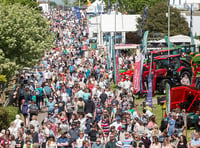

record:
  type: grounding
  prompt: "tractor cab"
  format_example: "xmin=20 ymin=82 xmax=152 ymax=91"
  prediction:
xmin=152 ymin=54 xmax=192 ymax=93
xmin=154 ymin=54 xmax=181 ymax=75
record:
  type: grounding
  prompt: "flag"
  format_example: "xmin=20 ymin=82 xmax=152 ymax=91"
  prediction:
xmin=133 ymin=54 xmax=141 ymax=94
xmin=184 ymin=3 xmax=190 ymax=10
xmin=146 ymin=72 xmax=153 ymax=107
xmin=164 ymin=111 xmax=167 ymax=118
xmin=146 ymin=52 xmax=153 ymax=108
xmin=164 ymin=36 xmax=173 ymax=48
xmin=116 ymin=50 xmax=120 ymax=84
xmin=142 ymin=31 xmax=149 ymax=56
xmin=190 ymin=4 xmax=195 ymax=45
xmin=139 ymin=31 xmax=149 ymax=94
xmin=74 ymin=6 xmax=81 ymax=20
xmin=162 ymin=102 xmax=166 ymax=109
xmin=97 ymin=4 xmax=102 ymax=14
xmin=166 ymin=83 xmax=171 ymax=114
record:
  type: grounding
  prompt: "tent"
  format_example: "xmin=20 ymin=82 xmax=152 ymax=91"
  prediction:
xmin=149 ymin=35 xmax=200 ymax=46
xmin=86 ymin=0 xmax=105 ymax=14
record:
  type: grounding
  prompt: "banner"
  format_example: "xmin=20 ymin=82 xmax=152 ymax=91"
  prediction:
xmin=146 ymin=73 xmax=153 ymax=107
xmin=166 ymin=83 xmax=171 ymax=114
xmin=133 ymin=54 xmax=141 ymax=94
xmin=140 ymin=31 xmax=149 ymax=94
xmin=190 ymin=4 xmax=195 ymax=45
xmin=137 ymin=7 xmax=148 ymax=37
xmin=146 ymin=53 xmax=153 ymax=107
xmin=112 ymin=37 xmax=117 ymax=84
xmin=116 ymin=50 xmax=120 ymax=84
xmin=142 ymin=31 xmax=149 ymax=55
xmin=74 ymin=6 xmax=81 ymax=20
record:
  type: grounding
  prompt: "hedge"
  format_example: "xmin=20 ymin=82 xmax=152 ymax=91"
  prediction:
xmin=0 ymin=106 xmax=19 ymax=131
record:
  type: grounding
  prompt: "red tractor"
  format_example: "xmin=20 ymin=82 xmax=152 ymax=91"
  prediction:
xmin=170 ymin=54 xmax=200 ymax=112
xmin=142 ymin=54 xmax=192 ymax=95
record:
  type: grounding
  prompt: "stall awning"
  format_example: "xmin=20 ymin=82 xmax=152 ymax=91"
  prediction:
xmin=115 ymin=44 xmax=139 ymax=50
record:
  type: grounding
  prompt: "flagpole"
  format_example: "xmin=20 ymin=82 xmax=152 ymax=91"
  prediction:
xmin=112 ymin=37 xmax=117 ymax=84
xmin=168 ymin=0 xmax=170 ymax=55
xmin=190 ymin=4 xmax=194 ymax=45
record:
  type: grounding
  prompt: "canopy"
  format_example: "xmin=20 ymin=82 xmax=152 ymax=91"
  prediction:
xmin=150 ymin=35 xmax=200 ymax=46
xmin=115 ymin=44 xmax=139 ymax=50
xmin=86 ymin=0 xmax=105 ymax=13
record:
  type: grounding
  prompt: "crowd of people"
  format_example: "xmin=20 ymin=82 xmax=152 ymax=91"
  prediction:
xmin=0 ymin=8 xmax=200 ymax=148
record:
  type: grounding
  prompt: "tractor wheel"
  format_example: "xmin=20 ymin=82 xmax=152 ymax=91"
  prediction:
xmin=180 ymin=71 xmax=191 ymax=85
xmin=160 ymin=79 xmax=171 ymax=94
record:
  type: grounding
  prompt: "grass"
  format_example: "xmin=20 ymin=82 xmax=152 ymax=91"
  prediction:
xmin=135 ymin=94 xmax=194 ymax=141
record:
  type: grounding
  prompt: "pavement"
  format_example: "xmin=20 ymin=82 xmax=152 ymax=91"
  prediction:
xmin=37 ymin=107 xmax=47 ymax=125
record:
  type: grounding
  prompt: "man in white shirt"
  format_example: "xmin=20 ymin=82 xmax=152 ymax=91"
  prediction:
xmin=110 ymin=116 xmax=122 ymax=131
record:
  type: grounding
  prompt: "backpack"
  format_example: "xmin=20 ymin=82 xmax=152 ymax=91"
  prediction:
xmin=142 ymin=114 xmax=148 ymax=126
xmin=22 ymin=103 xmax=28 ymax=115
xmin=30 ymin=104 xmax=38 ymax=114
xmin=35 ymin=89 xmax=40 ymax=96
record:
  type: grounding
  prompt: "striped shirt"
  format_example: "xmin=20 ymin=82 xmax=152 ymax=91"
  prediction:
xmin=122 ymin=138 xmax=133 ymax=148
xmin=101 ymin=120 xmax=109 ymax=136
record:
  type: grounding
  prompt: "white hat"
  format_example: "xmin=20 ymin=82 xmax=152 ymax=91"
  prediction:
xmin=116 ymin=141 xmax=122 ymax=147
xmin=86 ymin=113 xmax=92 ymax=118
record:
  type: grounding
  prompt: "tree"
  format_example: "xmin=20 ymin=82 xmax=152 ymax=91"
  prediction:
xmin=50 ymin=1 xmax=57 ymax=8
xmin=0 ymin=4 xmax=54 ymax=78
xmin=62 ymin=0 xmax=68 ymax=6
xmin=0 ymin=50 xmax=16 ymax=79
xmin=137 ymin=1 xmax=190 ymax=38
xmin=1 ymin=0 xmax=39 ymax=8
xmin=104 ymin=0 xmax=163 ymax=14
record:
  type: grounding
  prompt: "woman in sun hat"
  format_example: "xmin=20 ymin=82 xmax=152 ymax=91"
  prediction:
xmin=116 ymin=141 xmax=122 ymax=148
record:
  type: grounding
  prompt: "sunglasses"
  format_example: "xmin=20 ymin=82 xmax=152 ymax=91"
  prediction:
xmin=135 ymin=137 xmax=139 ymax=139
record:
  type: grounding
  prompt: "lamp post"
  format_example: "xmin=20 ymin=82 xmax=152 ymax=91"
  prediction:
xmin=168 ymin=0 xmax=170 ymax=55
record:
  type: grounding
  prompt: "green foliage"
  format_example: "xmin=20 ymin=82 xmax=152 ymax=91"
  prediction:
xmin=0 ymin=4 xmax=55 ymax=78
xmin=4 ymin=106 xmax=19 ymax=124
xmin=103 ymin=0 xmax=164 ymax=14
xmin=0 ymin=49 xmax=17 ymax=79
xmin=137 ymin=1 xmax=190 ymax=37
xmin=62 ymin=0 xmax=69 ymax=5
xmin=0 ymin=75 xmax=7 ymax=83
xmin=0 ymin=106 xmax=19 ymax=130
xmin=1 ymin=0 xmax=38 ymax=8
xmin=50 ymin=1 xmax=57 ymax=8
xmin=110 ymin=82 xmax=118 ymax=91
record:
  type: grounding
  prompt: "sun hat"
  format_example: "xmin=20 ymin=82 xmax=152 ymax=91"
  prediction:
xmin=116 ymin=141 xmax=122 ymax=147
xmin=86 ymin=113 xmax=92 ymax=118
